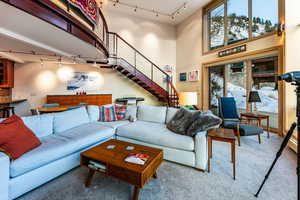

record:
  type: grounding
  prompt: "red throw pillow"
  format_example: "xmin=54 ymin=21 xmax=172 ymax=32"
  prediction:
xmin=0 ymin=115 xmax=41 ymax=160
xmin=114 ymin=105 xmax=127 ymax=120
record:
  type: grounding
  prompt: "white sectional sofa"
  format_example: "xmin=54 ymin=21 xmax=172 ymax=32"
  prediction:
xmin=0 ymin=105 xmax=208 ymax=200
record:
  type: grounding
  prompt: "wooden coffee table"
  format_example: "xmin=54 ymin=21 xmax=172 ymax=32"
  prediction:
xmin=207 ymin=128 xmax=236 ymax=180
xmin=80 ymin=139 xmax=163 ymax=200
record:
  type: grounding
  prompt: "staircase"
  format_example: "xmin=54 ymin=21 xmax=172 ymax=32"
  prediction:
xmin=107 ymin=32 xmax=179 ymax=107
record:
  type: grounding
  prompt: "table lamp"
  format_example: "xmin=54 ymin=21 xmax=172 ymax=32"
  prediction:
xmin=179 ymin=92 xmax=198 ymax=110
xmin=248 ymin=91 xmax=261 ymax=113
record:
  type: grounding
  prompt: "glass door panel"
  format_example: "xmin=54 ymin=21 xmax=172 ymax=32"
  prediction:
xmin=226 ymin=62 xmax=247 ymax=114
xmin=251 ymin=56 xmax=278 ymax=129
xmin=209 ymin=65 xmax=225 ymax=115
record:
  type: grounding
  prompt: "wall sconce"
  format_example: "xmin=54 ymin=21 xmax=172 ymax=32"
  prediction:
xmin=277 ymin=23 xmax=285 ymax=36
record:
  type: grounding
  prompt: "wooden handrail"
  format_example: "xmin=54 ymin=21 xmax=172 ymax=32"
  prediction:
xmin=108 ymin=32 xmax=169 ymax=77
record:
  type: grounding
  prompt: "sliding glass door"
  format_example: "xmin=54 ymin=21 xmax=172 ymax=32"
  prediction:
xmin=207 ymin=55 xmax=279 ymax=131
xmin=208 ymin=65 xmax=225 ymax=115
xmin=251 ymin=56 xmax=278 ymax=129
xmin=226 ymin=61 xmax=247 ymax=114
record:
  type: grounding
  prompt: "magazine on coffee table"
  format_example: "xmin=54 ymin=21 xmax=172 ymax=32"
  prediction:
xmin=125 ymin=153 xmax=150 ymax=165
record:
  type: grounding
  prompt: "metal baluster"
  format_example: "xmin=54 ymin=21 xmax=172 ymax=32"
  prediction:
xmin=151 ymin=64 xmax=154 ymax=84
xmin=134 ymin=51 xmax=137 ymax=75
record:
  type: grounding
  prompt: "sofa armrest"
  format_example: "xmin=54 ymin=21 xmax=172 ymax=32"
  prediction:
xmin=194 ymin=131 xmax=208 ymax=170
xmin=0 ymin=152 xmax=9 ymax=200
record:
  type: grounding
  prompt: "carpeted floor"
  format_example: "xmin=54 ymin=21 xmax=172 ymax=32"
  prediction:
xmin=17 ymin=133 xmax=297 ymax=200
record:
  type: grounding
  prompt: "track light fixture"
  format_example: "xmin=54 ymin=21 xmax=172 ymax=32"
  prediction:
xmin=108 ymin=0 xmax=188 ymax=21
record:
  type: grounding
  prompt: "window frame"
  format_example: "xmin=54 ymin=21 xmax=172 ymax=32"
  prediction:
xmin=203 ymin=0 xmax=280 ymax=54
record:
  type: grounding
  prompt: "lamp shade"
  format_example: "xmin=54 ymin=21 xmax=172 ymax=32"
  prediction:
xmin=248 ymin=91 xmax=261 ymax=103
xmin=179 ymin=92 xmax=198 ymax=105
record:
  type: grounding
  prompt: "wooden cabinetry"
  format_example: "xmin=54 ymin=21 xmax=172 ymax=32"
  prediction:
xmin=0 ymin=59 xmax=14 ymax=88
xmin=47 ymin=94 xmax=112 ymax=106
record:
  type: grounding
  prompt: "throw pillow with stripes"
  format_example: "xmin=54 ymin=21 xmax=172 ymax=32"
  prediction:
xmin=114 ymin=105 xmax=128 ymax=120
xmin=99 ymin=106 xmax=117 ymax=122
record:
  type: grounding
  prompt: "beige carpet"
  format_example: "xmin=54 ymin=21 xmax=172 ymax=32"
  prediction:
xmin=17 ymin=133 xmax=297 ymax=200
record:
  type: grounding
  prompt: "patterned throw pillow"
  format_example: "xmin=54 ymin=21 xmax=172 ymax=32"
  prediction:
xmin=99 ymin=106 xmax=117 ymax=122
xmin=114 ymin=105 xmax=128 ymax=120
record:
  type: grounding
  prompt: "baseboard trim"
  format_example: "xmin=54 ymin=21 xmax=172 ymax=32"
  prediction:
xmin=288 ymin=136 xmax=297 ymax=153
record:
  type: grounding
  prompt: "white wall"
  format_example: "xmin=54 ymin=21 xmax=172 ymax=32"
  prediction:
xmin=285 ymin=0 xmax=300 ymax=129
xmin=104 ymin=10 xmax=177 ymax=68
xmin=12 ymin=62 xmax=160 ymax=116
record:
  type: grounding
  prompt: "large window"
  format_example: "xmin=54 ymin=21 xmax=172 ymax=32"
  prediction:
xmin=252 ymin=0 xmax=279 ymax=37
xmin=227 ymin=0 xmax=249 ymax=44
xmin=205 ymin=0 xmax=279 ymax=51
xmin=209 ymin=4 xmax=225 ymax=49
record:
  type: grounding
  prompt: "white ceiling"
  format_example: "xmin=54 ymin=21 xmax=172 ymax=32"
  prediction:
xmin=102 ymin=0 xmax=211 ymax=25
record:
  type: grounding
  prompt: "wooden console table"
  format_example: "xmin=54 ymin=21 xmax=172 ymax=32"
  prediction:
xmin=47 ymin=94 xmax=112 ymax=106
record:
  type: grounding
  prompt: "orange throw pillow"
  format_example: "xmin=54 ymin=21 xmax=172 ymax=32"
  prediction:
xmin=0 ymin=115 xmax=41 ymax=160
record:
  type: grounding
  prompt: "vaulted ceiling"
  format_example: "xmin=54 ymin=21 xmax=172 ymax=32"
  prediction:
xmin=101 ymin=0 xmax=211 ymax=25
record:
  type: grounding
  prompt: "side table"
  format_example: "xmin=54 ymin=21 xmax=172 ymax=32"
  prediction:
xmin=207 ymin=128 xmax=236 ymax=180
xmin=241 ymin=112 xmax=270 ymax=138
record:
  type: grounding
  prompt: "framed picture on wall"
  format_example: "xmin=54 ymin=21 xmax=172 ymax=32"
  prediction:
xmin=179 ymin=72 xmax=187 ymax=82
xmin=188 ymin=70 xmax=199 ymax=82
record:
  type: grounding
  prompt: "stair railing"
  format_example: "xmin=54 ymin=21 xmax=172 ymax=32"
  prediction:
xmin=108 ymin=32 xmax=178 ymax=106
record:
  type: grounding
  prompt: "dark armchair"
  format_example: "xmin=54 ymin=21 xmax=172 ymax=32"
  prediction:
xmin=218 ymin=97 xmax=264 ymax=146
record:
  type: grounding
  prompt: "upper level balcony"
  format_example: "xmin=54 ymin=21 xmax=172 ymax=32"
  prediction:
xmin=0 ymin=0 xmax=109 ymax=63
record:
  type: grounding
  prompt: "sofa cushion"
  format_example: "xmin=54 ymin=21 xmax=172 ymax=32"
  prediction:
xmin=87 ymin=105 xmax=99 ymax=122
xmin=53 ymin=107 xmax=90 ymax=134
xmin=166 ymin=107 xmax=179 ymax=124
xmin=10 ymin=123 xmax=114 ymax=178
xmin=96 ymin=120 xmax=130 ymax=130
xmin=125 ymin=105 xmax=137 ymax=119
xmin=137 ymin=105 xmax=167 ymax=124
xmin=21 ymin=114 xmax=54 ymax=138
xmin=116 ymin=121 xmax=194 ymax=151
xmin=56 ymin=123 xmax=115 ymax=144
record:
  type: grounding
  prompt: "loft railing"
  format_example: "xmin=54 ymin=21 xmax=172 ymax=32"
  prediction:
xmin=108 ymin=32 xmax=175 ymax=95
xmin=1 ymin=0 xmax=109 ymax=56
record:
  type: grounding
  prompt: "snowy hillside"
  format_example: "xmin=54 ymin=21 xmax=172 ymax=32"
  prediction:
xmin=210 ymin=15 xmax=277 ymax=48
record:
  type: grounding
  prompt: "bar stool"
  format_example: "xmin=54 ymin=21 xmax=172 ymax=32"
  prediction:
xmin=0 ymin=106 xmax=15 ymax=118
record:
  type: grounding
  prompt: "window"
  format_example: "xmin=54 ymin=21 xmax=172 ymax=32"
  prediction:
xmin=209 ymin=4 xmax=225 ymax=49
xmin=204 ymin=0 xmax=279 ymax=51
xmin=227 ymin=0 xmax=249 ymax=44
xmin=252 ymin=0 xmax=279 ymax=37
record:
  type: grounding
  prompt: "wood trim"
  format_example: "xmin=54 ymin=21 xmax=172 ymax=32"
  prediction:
xmin=202 ymin=46 xmax=281 ymax=66
xmin=203 ymin=32 xmax=278 ymax=56
xmin=1 ymin=0 xmax=109 ymax=57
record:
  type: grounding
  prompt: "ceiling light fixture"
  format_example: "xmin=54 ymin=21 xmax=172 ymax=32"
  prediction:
xmin=108 ymin=0 xmax=188 ymax=21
